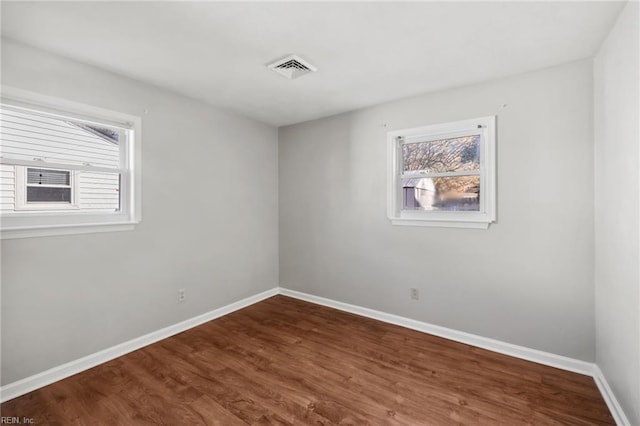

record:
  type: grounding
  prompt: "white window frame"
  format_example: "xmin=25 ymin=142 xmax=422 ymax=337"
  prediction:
xmin=0 ymin=87 xmax=142 ymax=239
xmin=387 ymin=116 xmax=496 ymax=229
xmin=15 ymin=166 xmax=80 ymax=211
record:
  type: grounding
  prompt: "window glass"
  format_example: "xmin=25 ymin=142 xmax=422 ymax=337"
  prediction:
xmin=1 ymin=106 xmax=124 ymax=213
xmin=79 ymin=171 xmax=121 ymax=211
xmin=402 ymin=176 xmax=480 ymax=211
xmin=402 ymin=135 xmax=480 ymax=173
xmin=27 ymin=168 xmax=70 ymax=186
xmin=27 ymin=186 xmax=71 ymax=203
xmin=0 ymin=107 xmax=121 ymax=169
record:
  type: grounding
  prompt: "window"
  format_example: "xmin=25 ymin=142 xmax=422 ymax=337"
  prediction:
xmin=387 ymin=116 xmax=496 ymax=229
xmin=0 ymin=87 xmax=141 ymax=239
xmin=16 ymin=167 xmax=79 ymax=209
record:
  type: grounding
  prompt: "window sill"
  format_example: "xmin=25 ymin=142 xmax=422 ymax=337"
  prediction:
xmin=390 ymin=218 xmax=491 ymax=229
xmin=1 ymin=222 xmax=138 ymax=239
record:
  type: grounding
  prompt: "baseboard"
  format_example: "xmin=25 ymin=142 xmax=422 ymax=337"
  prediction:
xmin=1 ymin=286 xmax=631 ymax=426
xmin=0 ymin=287 xmax=279 ymax=403
xmin=279 ymin=288 xmax=595 ymax=375
xmin=593 ymin=366 xmax=632 ymax=426
xmin=280 ymin=288 xmax=636 ymax=425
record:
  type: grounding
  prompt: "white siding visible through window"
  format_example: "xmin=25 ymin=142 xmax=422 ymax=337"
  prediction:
xmin=0 ymin=165 xmax=16 ymax=211
xmin=1 ymin=108 xmax=119 ymax=168
xmin=79 ymin=172 xmax=120 ymax=211
xmin=0 ymin=106 xmax=121 ymax=213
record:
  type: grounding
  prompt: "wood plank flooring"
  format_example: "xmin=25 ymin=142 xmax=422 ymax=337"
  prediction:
xmin=1 ymin=295 xmax=614 ymax=425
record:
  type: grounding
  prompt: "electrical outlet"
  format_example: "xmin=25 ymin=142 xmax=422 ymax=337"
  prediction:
xmin=178 ymin=288 xmax=186 ymax=303
xmin=410 ymin=288 xmax=419 ymax=300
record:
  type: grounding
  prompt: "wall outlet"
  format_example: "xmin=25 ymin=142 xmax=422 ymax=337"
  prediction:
xmin=410 ymin=288 xmax=419 ymax=300
xmin=178 ymin=288 xmax=186 ymax=303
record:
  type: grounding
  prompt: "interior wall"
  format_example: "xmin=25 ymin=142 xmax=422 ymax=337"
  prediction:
xmin=279 ymin=60 xmax=595 ymax=361
xmin=594 ymin=2 xmax=640 ymax=423
xmin=0 ymin=39 xmax=279 ymax=385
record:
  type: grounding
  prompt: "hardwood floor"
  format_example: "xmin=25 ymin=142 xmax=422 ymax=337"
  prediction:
xmin=1 ymin=295 xmax=613 ymax=425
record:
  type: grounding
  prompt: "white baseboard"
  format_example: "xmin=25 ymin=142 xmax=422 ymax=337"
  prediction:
xmin=1 ymin=285 xmax=631 ymax=426
xmin=280 ymin=288 xmax=635 ymax=425
xmin=279 ymin=288 xmax=595 ymax=375
xmin=593 ymin=366 xmax=632 ymax=426
xmin=0 ymin=287 xmax=279 ymax=403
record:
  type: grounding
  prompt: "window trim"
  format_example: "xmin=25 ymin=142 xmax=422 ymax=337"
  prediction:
xmin=387 ymin=116 xmax=496 ymax=229
xmin=0 ymin=86 xmax=142 ymax=239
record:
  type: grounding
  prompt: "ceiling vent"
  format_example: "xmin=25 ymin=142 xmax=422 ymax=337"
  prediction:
xmin=267 ymin=54 xmax=317 ymax=80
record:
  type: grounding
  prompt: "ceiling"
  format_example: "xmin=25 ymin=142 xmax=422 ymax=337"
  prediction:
xmin=1 ymin=1 xmax=625 ymax=127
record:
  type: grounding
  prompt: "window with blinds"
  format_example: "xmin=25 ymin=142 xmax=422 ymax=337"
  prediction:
xmin=0 ymin=88 xmax=140 ymax=238
xmin=26 ymin=168 xmax=73 ymax=203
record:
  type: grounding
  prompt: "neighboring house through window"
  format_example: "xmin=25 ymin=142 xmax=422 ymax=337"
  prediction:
xmin=0 ymin=88 xmax=141 ymax=238
xmin=387 ymin=116 xmax=496 ymax=229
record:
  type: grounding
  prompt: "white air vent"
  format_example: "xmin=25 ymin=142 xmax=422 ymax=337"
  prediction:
xmin=267 ymin=54 xmax=317 ymax=80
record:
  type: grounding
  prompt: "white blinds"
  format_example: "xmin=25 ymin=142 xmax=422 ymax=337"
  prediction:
xmin=27 ymin=168 xmax=70 ymax=186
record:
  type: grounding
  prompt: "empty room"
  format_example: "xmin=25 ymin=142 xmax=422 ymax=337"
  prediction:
xmin=0 ymin=1 xmax=638 ymax=424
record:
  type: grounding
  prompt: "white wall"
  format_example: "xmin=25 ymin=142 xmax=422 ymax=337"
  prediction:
xmin=0 ymin=39 xmax=279 ymax=385
xmin=594 ymin=2 xmax=640 ymax=424
xmin=280 ymin=60 xmax=595 ymax=361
